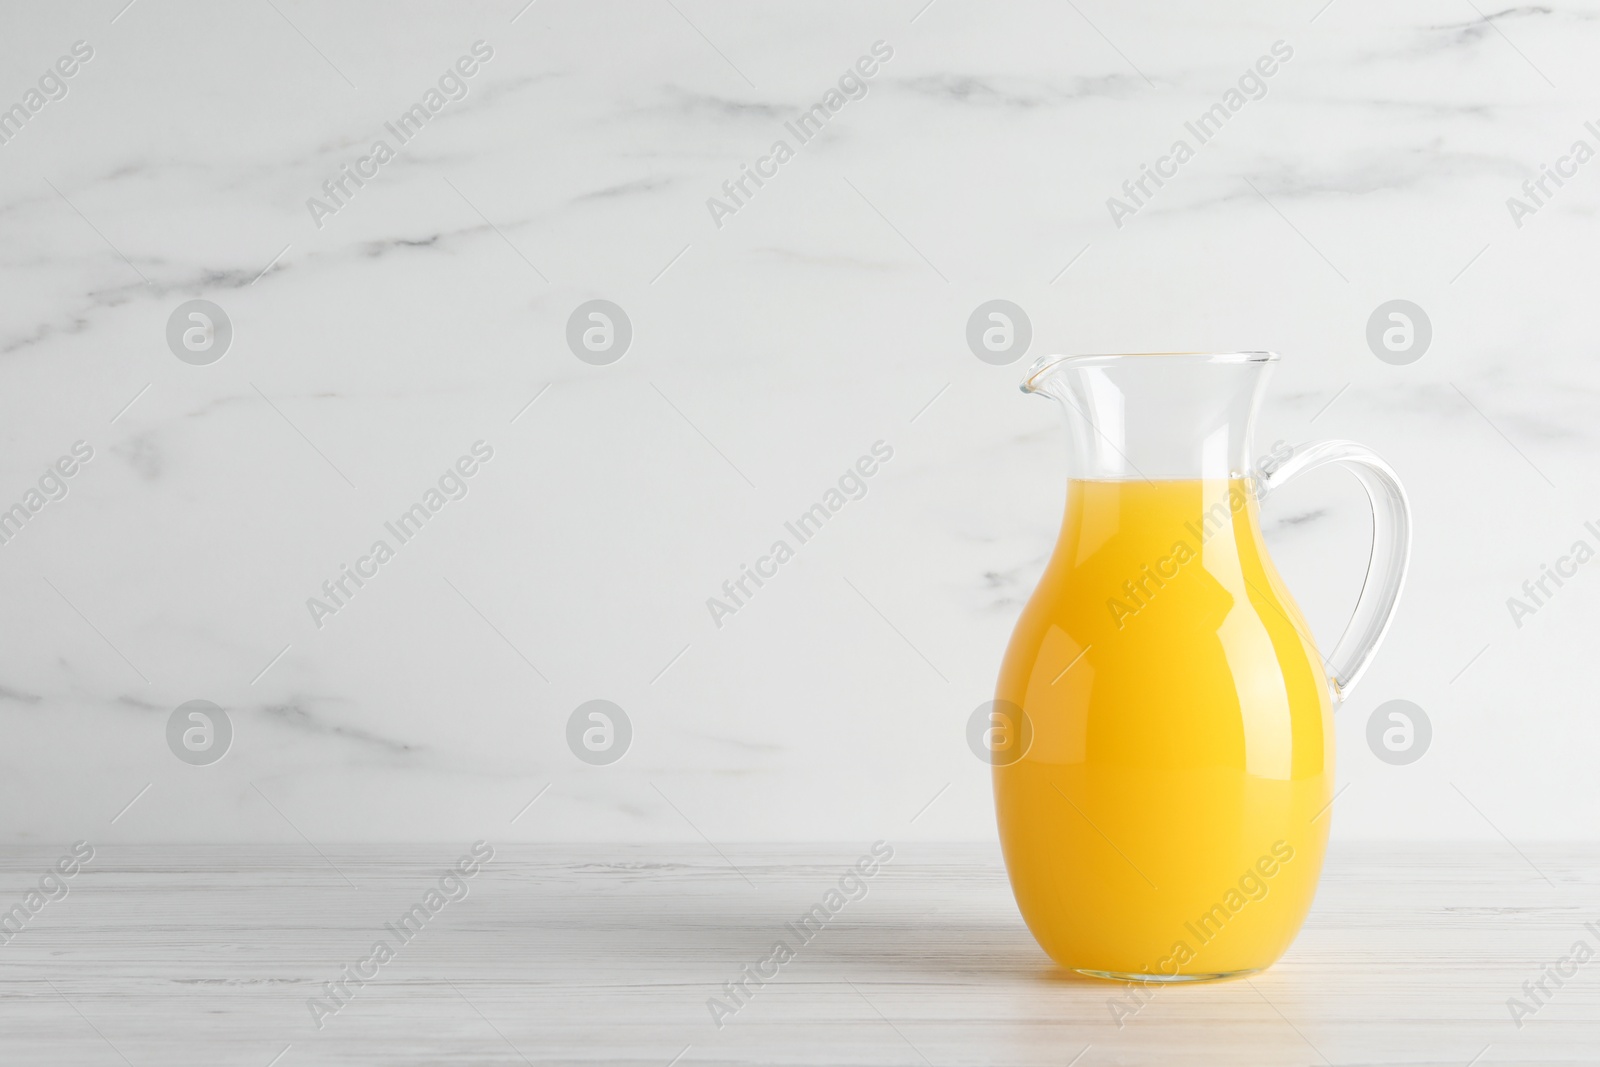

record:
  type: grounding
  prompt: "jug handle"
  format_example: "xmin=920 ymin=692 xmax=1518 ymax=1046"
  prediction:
xmin=1259 ymin=440 xmax=1412 ymax=704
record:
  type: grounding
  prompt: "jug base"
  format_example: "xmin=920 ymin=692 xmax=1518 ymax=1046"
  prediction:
xmin=1075 ymin=967 xmax=1262 ymax=985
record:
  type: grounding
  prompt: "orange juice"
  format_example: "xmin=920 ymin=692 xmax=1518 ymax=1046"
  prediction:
xmin=995 ymin=477 xmax=1332 ymax=979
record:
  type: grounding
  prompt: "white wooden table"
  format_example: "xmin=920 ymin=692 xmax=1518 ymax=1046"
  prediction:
xmin=0 ymin=844 xmax=1593 ymax=1065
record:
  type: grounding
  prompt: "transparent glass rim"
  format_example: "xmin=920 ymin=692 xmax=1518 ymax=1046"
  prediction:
xmin=1022 ymin=351 xmax=1279 ymax=392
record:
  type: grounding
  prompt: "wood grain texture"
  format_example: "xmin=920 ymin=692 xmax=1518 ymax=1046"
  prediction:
xmin=0 ymin=843 xmax=1594 ymax=1065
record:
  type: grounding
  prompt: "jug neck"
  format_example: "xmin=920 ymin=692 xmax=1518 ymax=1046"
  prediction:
xmin=1022 ymin=352 xmax=1277 ymax=482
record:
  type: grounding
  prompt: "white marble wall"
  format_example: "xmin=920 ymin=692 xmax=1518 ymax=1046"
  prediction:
xmin=1 ymin=0 xmax=1595 ymax=843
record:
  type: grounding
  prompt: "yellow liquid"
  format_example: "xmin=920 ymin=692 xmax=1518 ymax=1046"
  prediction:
xmin=995 ymin=478 xmax=1332 ymax=979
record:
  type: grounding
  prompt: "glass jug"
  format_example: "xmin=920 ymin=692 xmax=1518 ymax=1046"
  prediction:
xmin=993 ymin=352 xmax=1410 ymax=981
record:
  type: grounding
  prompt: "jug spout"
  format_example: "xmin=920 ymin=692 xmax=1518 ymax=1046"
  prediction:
xmin=1021 ymin=352 xmax=1279 ymax=481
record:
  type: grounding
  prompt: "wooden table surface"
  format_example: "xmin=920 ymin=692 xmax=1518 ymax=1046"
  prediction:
xmin=0 ymin=843 xmax=1593 ymax=1065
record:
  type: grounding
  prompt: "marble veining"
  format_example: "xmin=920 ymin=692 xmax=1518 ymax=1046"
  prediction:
xmin=0 ymin=0 xmax=1594 ymax=845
